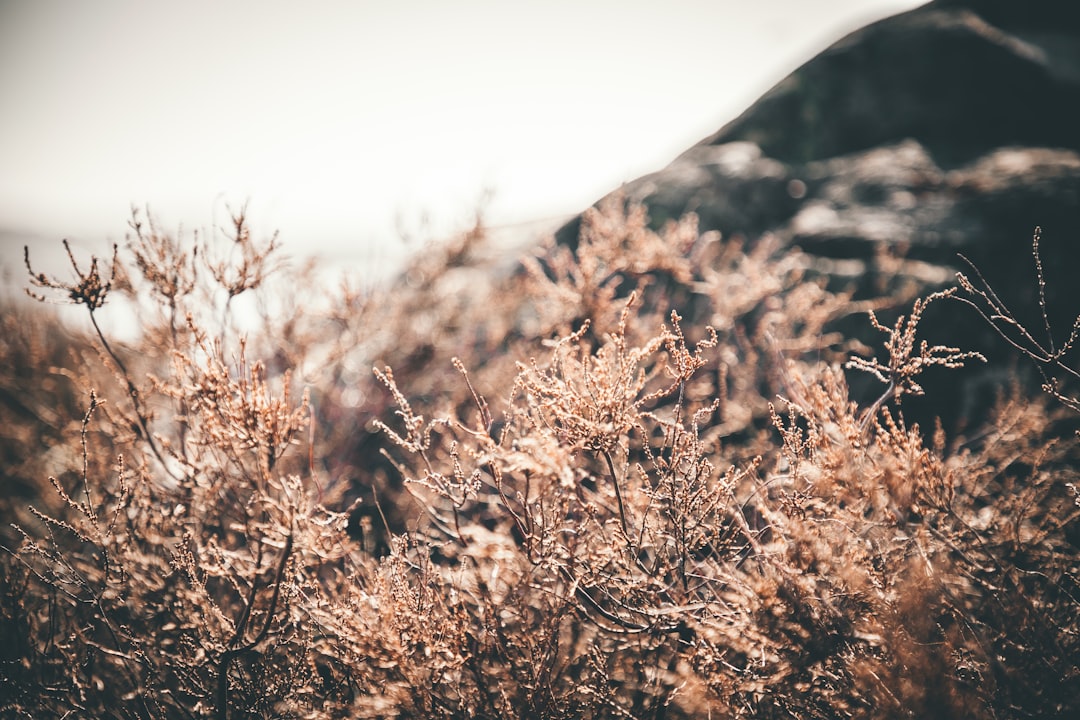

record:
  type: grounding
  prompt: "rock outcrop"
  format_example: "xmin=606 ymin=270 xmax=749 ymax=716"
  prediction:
xmin=553 ymin=0 xmax=1080 ymax=426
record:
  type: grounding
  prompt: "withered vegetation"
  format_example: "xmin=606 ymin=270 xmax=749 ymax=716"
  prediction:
xmin=2 ymin=200 xmax=1077 ymax=718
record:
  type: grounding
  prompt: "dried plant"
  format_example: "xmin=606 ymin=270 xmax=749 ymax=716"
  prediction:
xmin=846 ymin=288 xmax=986 ymax=432
xmin=1 ymin=202 xmax=1076 ymax=719
xmin=957 ymin=226 xmax=1080 ymax=413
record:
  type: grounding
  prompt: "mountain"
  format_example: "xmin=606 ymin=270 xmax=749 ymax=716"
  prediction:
xmin=551 ymin=0 xmax=1080 ymax=425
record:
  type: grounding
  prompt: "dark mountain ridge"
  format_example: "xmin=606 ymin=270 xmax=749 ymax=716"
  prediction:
xmin=550 ymin=0 xmax=1080 ymax=427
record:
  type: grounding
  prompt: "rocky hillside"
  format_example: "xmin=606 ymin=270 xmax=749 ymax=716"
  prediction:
xmin=550 ymin=0 xmax=1080 ymax=426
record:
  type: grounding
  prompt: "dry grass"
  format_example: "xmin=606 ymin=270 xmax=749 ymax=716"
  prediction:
xmin=1 ymin=199 xmax=1077 ymax=718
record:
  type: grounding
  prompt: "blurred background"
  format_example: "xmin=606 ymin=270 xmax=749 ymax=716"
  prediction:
xmin=1 ymin=0 xmax=923 ymax=283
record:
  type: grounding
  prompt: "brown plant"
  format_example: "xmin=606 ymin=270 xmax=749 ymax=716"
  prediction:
xmin=1 ymin=203 xmax=1076 ymax=719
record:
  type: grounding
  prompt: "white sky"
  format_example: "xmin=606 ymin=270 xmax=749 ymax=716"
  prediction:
xmin=1 ymin=0 xmax=924 ymax=270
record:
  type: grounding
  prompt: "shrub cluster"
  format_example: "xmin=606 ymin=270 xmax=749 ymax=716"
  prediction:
xmin=1 ymin=200 xmax=1077 ymax=718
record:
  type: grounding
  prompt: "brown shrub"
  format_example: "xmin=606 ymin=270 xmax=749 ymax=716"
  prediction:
xmin=1 ymin=201 xmax=1076 ymax=718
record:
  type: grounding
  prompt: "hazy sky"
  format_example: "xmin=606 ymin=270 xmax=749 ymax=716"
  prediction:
xmin=1 ymin=0 xmax=924 ymax=268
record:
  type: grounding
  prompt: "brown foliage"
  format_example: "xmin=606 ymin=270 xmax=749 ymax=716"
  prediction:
xmin=1 ymin=199 xmax=1077 ymax=718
